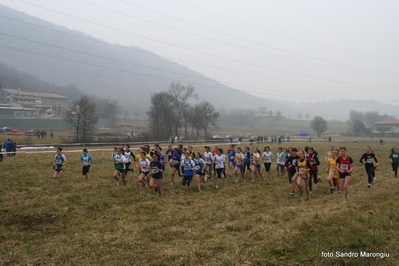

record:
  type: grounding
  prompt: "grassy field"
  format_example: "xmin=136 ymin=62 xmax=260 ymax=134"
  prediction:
xmin=1 ymin=138 xmax=399 ymax=265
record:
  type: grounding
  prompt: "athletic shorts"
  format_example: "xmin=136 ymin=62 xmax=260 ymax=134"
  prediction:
xmin=182 ymin=175 xmax=193 ymax=186
xmin=82 ymin=165 xmax=91 ymax=175
xmin=141 ymin=170 xmax=150 ymax=176
xmin=195 ymin=170 xmax=204 ymax=175
xmin=235 ymin=164 xmax=245 ymax=172
xmin=173 ymin=164 xmax=180 ymax=170
xmin=339 ymin=172 xmax=351 ymax=179
xmin=216 ymin=168 xmax=224 ymax=178
xmin=151 ymin=174 xmax=163 ymax=180
xmin=252 ymin=164 xmax=261 ymax=169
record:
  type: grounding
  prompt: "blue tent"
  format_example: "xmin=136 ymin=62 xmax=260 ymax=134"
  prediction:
xmin=295 ymin=130 xmax=310 ymax=136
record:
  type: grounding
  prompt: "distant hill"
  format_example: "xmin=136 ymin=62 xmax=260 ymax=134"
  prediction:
xmin=0 ymin=5 xmax=397 ymax=120
xmin=0 ymin=5 xmax=292 ymax=113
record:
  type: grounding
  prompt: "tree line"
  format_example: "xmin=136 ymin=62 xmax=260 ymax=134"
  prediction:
xmin=147 ymin=82 xmax=219 ymax=140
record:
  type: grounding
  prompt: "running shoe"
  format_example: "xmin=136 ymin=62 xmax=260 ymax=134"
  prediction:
xmin=330 ymin=187 xmax=334 ymax=194
xmin=343 ymin=199 xmax=347 ymax=203
xmin=170 ymin=182 xmax=174 ymax=186
xmin=368 ymin=183 xmax=371 ymax=188
xmin=290 ymin=192 xmax=295 ymax=196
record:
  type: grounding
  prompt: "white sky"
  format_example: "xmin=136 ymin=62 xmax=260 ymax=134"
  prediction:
xmin=0 ymin=0 xmax=398 ymax=105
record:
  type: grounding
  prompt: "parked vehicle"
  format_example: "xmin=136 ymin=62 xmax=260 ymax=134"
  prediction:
xmin=8 ymin=129 xmax=22 ymax=136
xmin=23 ymin=130 xmax=38 ymax=136
xmin=2 ymin=127 xmax=13 ymax=132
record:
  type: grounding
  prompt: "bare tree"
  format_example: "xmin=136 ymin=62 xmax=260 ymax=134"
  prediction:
xmin=297 ymin=113 xmax=302 ymax=120
xmin=64 ymin=95 xmax=98 ymax=143
xmin=147 ymin=91 xmax=175 ymax=140
xmin=168 ymin=82 xmax=198 ymax=137
xmin=197 ymin=101 xmax=219 ymax=137
xmin=310 ymin=116 xmax=328 ymax=137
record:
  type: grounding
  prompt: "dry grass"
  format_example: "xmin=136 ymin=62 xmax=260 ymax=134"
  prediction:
xmin=1 ymin=139 xmax=399 ymax=265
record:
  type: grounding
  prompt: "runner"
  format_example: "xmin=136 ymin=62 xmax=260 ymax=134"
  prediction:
xmin=285 ymin=148 xmax=299 ymax=192
xmin=53 ymin=147 xmax=67 ymax=185
xmin=359 ymin=146 xmax=378 ymax=188
xmin=212 ymin=145 xmax=219 ymax=177
xmin=228 ymin=144 xmax=236 ymax=177
xmin=213 ymin=148 xmax=226 ymax=189
xmin=137 ymin=151 xmax=151 ymax=189
xmin=187 ymin=145 xmax=195 ymax=159
xmin=203 ymin=146 xmax=213 ymax=179
xmin=193 ymin=152 xmax=207 ymax=191
xmin=234 ymin=147 xmax=245 ymax=182
xmin=250 ymin=147 xmax=263 ymax=182
xmin=180 ymin=151 xmax=196 ymax=194
xmin=80 ymin=148 xmax=93 ymax=180
xmin=149 ymin=153 xmax=165 ymax=197
xmin=389 ymin=148 xmax=399 ymax=178
xmin=169 ymin=148 xmax=182 ymax=186
xmin=262 ymin=146 xmax=273 ymax=178
xmin=123 ymin=144 xmax=135 ymax=175
xmin=165 ymin=145 xmax=174 ymax=162
xmin=307 ymin=147 xmax=321 ymax=192
xmin=336 ymin=147 xmax=354 ymax=203
xmin=113 ymin=147 xmax=127 ymax=187
xmin=243 ymin=146 xmax=251 ymax=175
xmin=276 ymin=147 xmax=286 ymax=177
xmin=294 ymin=150 xmax=311 ymax=200
xmin=326 ymin=149 xmax=339 ymax=193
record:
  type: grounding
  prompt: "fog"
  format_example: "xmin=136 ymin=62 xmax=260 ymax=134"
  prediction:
xmin=0 ymin=0 xmax=398 ymax=105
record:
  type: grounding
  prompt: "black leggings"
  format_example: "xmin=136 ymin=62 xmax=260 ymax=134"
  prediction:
xmin=365 ymin=164 xmax=374 ymax=184
xmin=244 ymin=162 xmax=250 ymax=173
xmin=309 ymin=170 xmax=318 ymax=191
xmin=392 ymin=163 xmax=398 ymax=177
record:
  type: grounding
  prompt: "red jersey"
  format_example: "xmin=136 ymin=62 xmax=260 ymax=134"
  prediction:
xmin=336 ymin=156 xmax=353 ymax=172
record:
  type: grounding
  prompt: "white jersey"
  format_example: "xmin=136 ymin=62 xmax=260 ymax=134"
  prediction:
xmin=262 ymin=151 xmax=273 ymax=163
xmin=123 ymin=150 xmax=134 ymax=163
xmin=276 ymin=152 xmax=285 ymax=165
xmin=204 ymin=151 xmax=213 ymax=165
xmin=213 ymin=154 xmax=226 ymax=169
xmin=139 ymin=158 xmax=151 ymax=172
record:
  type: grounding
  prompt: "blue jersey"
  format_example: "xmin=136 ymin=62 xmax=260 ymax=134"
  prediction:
xmin=228 ymin=150 xmax=236 ymax=162
xmin=193 ymin=158 xmax=205 ymax=174
xmin=181 ymin=159 xmax=195 ymax=176
xmin=54 ymin=154 xmax=66 ymax=169
xmin=243 ymin=151 xmax=251 ymax=164
xmin=172 ymin=153 xmax=181 ymax=165
xmin=80 ymin=153 xmax=93 ymax=166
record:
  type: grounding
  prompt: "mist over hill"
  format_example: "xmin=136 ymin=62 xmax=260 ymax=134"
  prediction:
xmin=0 ymin=5 xmax=397 ymax=121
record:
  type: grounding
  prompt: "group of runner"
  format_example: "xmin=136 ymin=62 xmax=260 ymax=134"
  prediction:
xmin=51 ymin=143 xmax=399 ymax=202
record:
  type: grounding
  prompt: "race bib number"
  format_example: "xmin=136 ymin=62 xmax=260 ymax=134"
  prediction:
xmin=152 ymin=168 xmax=159 ymax=174
xmin=195 ymin=165 xmax=200 ymax=170
xmin=299 ymin=168 xmax=305 ymax=174
xmin=340 ymin=164 xmax=348 ymax=170
xmin=366 ymin=159 xmax=373 ymax=163
xmin=332 ymin=169 xmax=337 ymax=174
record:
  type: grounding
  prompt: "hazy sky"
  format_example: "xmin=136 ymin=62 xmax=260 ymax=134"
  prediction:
xmin=0 ymin=0 xmax=398 ymax=105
